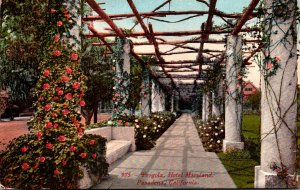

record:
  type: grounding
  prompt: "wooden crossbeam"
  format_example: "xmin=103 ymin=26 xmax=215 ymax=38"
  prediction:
xmin=88 ymin=23 xmax=113 ymax=52
xmin=231 ymin=0 xmax=260 ymax=35
xmin=84 ymin=27 xmax=260 ymax=38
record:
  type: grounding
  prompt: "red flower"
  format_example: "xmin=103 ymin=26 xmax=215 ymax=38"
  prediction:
xmin=70 ymin=145 xmax=77 ymax=152
xmin=62 ymin=160 xmax=67 ymax=166
xmin=89 ymin=140 xmax=95 ymax=145
xmin=44 ymin=104 xmax=51 ymax=111
xmin=61 ymin=75 xmax=70 ymax=82
xmin=117 ymin=120 xmax=123 ymax=124
xmin=267 ymin=63 xmax=273 ymax=69
xmin=53 ymin=50 xmax=61 ymax=57
xmin=54 ymin=123 xmax=59 ymax=128
xmin=39 ymin=96 xmax=44 ymax=101
xmin=65 ymin=93 xmax=72 ymax=100
xmin=62 ymin=109 xmax=70 ymax=115
xmin=65 ymin=13 xmax=71 ymax=19
xmin=54 ymin=169 xmax=60 ymax=175
xmin=21 ymin=146 xmax=28 ymax=153
xmin=56 ymin=87 xmax=61 ymax=92
xmin=50 ymin=8 xmax=56 ymax=14
xmin=46 ymin=143 xmax=53 ymax=149
xmin=53 ymin=96 xmax=59 ymax=101
xmin=125 ymin=122 xmax=129 ymax=126
xmin=57 ymin=90 xmax=63 ymax=96
xmin=33 ymin=164 xmax=39 ymax=169
xmin=92 ymin=153 xmax=97 ymax=159
xmin=22 ymin=163 xmax=30 ymax=170
xmin=39 ymin=156 xmax=46 ymax=163
xmin=72 ymin=82 xmax=80 ymax=89
xmin=58 ymin=135 xmax=66 ymax=142
xmin=66 ymin=67 xmax=72 ymax=74
xmin=54 ymin=34 xmax=60 ymax=42
xmin=79 ymin=152 xmax=87 ymax=158
xmin=70 ymin=53 xmax=78 ymax=61
xmin=36 ymin=131 xmax=43 ymax=139
xmin=43 ymin=70 xmax=50 ymax=77
xmin=79 ymin=100 xmax=86 ymax=107
xmin=43 ymin=83 xmax=50 ymax=90
xmin=57 ymin=21 xmax=63 ymax=27
xmin=46 ymin=122 xmax=52 ymax=129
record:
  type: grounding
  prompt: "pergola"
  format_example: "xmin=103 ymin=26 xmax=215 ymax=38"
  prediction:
xmin=83 ymin=0 xmax=261 ymax=100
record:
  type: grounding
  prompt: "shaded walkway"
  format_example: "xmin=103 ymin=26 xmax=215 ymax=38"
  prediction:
xmin=93 ymin=114 xmax=236 ymax=189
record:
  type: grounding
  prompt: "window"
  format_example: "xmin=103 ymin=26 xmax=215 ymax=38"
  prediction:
xmin=245 ymin=88 xmax=252 ymax=91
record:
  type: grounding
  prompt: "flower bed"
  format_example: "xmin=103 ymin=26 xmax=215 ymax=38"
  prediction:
xmin=88 ymin=111 xmax=177 ymax=150
xmin=193 ymin=116 xmax=225 ymax=152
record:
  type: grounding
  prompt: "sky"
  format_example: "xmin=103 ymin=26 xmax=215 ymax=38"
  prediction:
xmin=91 ymin=0 xmax=300 ymax=88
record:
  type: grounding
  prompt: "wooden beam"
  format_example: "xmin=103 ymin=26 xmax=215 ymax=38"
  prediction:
xmin=83 ymin=10 xmax=256 ymax=21
xmin=231 ymin=0 xmax=260 ymax=35
xmin=84 ymin=27 xmax=260 ymax=38
xmin=152 ymin=0 xmax=172 ymax=12
xmin=86 ymin=0 xmax=125 ymax=38
xmin=88 ymin=23 xmax=113 ymax=52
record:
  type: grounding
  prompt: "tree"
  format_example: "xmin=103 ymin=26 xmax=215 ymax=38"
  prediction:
xmin=246 ymin=91 xmax=261 ymax=112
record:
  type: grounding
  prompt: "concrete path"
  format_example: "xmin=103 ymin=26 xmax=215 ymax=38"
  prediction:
xmin=93 ymin=114 xmax=236 ymax=189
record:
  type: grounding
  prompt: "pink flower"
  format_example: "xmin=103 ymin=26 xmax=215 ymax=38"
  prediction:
xmin=267 ymin=63 xmax=273 ymax=70
xmin=36 ymin=131 xmax=43 ymax=139
xmin=61 ymin=75 xmax=70 ymax=82
xmin=58 ymin=135 xmax=66 ymax=142
xmin=79 ymin=100 xmax=86 ymax=107
xmin=275 ymin=56 xmax=281 ymax=62
xmin=70 ymin=53 xmax=79 ymax=61
xmin=43 ymin=70 xmax=50 ymax=77
xmin=54 ymin=34 xmax=60 ymax=42
xmin=53 ymin=50 xmax=61 ymax=57
xmin=53 ymin=96 xmax=59 ymax=101
xmin=46 ymin=143 xmax=53 ymax=149
xmin=70 ymin=145 xmax=77 ymax=152
xmin=46 ymin=122 xmax=52 ymax=129
xmin=72 ymin=82 xmax=80 ymax=89
xmin=89 ymin=140 xmax=95 ymax=145
xmin=54 ymin=123 xmax=59 ymax=128
xmin=66 ymin=67 xmax=72 ymax=74
xmin=51 ymin=113 xmax=57 ymax=118
xmin=39 ymin=156 xmax=46 ymax=163
xmin=39 ymin=96 xmax=44 ymax=101
xmin=92 ymin=153 xmax=97 ymax=159
xmin=50 ymin=8 xmax=56 ymax=14
xmin=117 ymin=120 xmax=122 ymax=124
xmin=22 ymin=163 xmax=30 ymax=170
xmin=79 ymin=152 xmax=87 ymax=158
xmin=62 ymin=160 xmax=67 ymax=166
xmin=236 ymin=84 xmax=240 ymax=89
xmin=43 ymin=83 xmax=50 ymax=90
xmin=21 ymin=146 xmax=28 ymax=153
xmin=65 ymin=14 xmax=71 ymax=19
xmin=44 ymin=104 xmax=51 ymax=111
xmin=115 ymin=93 xmax=119 ymax=97
xmin=227 ymin=88 xmax=231 ymax=93
xmin=57 ymin=90 xmax=63 ymax=96
xmin=125 ymin=122 xmax=129 ymax=126
xmin=65 ymin=93 xmax=73 ymax=100
xmin=54 ymin=169 xmax=60 ymax=175
xmin=57 ymin=21 xmax=63 ymax=27
xmin=62 ymin=109 xmax=70 ymax=115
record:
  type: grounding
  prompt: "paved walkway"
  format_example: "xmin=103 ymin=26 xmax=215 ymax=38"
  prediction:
xmin=93 ymin=114 xmax=236 ymax=189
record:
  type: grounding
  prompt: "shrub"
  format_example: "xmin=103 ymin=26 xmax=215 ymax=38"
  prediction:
xmin=193 ymin=116 xmax=225 ymax=152
xmin=222 ymin=148 xmax=251 ymax=160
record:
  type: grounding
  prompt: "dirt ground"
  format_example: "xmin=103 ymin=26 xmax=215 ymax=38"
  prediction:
xmin=0 ymin=113 xmax=111 ymax=151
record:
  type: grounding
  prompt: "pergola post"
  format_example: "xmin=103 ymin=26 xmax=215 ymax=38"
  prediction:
xmin=141 ymin=68 xmax=150 ymax=116
xmin=158 ymin=88 xmax=165 ymax=112
xmin=171 ymin=92 xmax=174 ymax=112
xmin=223 ymin=34 xmax=244 ymax=152
xmin=254 ymin=0 xmax=297 ymax=188
xmin=202 ymin=91 xmax=210 ymax=121
xmin=212 ymin=81 xmax=224 ymax=117
xmin=151 ymin=80 xmax=159 ymax=113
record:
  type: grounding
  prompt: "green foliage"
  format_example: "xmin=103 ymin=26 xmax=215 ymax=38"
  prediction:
xmin=193 ymin=116 xmax=225 ymax=152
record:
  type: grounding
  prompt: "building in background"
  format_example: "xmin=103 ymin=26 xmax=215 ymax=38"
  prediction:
xmin=243 ymin=80 xmax=259 ymax=100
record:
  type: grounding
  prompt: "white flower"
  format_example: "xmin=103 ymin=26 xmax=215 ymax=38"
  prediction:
xmin=144 ymin=126 xmax=148 ymax=130
xmin=113 ymin=59 xmax=116 ymax=62
xmin=135 ymin=124 xmax=140 ymax=128
xmin=220 ymin=129 xmax=224 ymax=132
xmin=210 ymin=138 xmax=213 ymax=141
xmin=204 ymin=127 xmax=206 ymax=130
xmin=113 ymin=86 xmax=116 ymax=90
xmin=158 ymin=125 xmax=161 ymax=128
xmin=209 ymin=127 xmax=211 ymax=129
xmin=157 ymin=130 xmax=159 ymax=132
xmin=217 ymin=117 xmax=220 ymax=120
xmin=209 ymin=144 xmax=212 ymax=147
xmin=143 ymin=135 xmax=146 ymax=138
xmin=107 ymin=120 xmax=113 ymax=125
xmin=154 ymin=127 xmax=157 ymax=130
xmin=217 ymin=140 xmax=221 ymax=144
xmin=135 ymin=119 xmax=138 ymax=123
xmin=215 ymin=133 xmax=218 ymax=136
xmin=206 ymin=133 xmax=209 ymax=136
xmin=201 ymin=133 xmax=204 ymax=135
xmin=215 ymin=126 xmax=218 ymax=129
xmin=220 ymin=122 xmax=224 ymax=125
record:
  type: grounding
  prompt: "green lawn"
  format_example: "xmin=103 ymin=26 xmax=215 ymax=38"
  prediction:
xmin=218 ymin=114 xmax=300 ymax=188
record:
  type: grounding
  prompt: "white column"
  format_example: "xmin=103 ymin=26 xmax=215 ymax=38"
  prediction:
xmin=171 ymin=94 xmax=174 ymax=112
xmin=158 ymin=89 xmax=165 ymax=112
xmin=141 ymin=71 xmax=150 ymax=116
xmin=202 ymin=92 xmax=210 ymax=121
xmin=223 ymin=35 xmax=244 ymax=152
xmin=255 ymin=0 xmax=297 ymax=188
xmin=151 ymin=81 xmax=159 ymax=113
xmin=212 ymin=82 xmax=224 ymax=117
